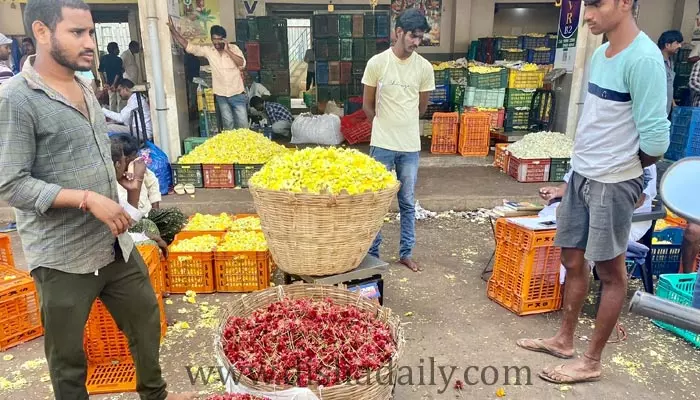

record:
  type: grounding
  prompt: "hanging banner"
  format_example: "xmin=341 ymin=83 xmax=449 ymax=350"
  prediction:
xmin=390 ymin=0 xmax=441 ymax=47
xmin=554 ymin=0 xmax=582 ymax=73
xmin=173 ymin=0 xmax=221 ymax=46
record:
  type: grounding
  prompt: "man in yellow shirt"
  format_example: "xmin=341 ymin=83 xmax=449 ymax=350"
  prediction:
xmin=361 ymin=9 xmax=435 ymax=272
xmin=168 ymin=19 xmax=248 ymax=130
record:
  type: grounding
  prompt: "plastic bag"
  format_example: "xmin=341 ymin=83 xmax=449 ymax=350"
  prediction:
xmin=291 ymin=113 xmax=344 ymax=145
xmin=139 ymin=141 xmax=172 ymax=195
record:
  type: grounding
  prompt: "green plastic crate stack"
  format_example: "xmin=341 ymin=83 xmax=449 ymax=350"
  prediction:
xmin=463 ymin=67 xmax=508 ymax=109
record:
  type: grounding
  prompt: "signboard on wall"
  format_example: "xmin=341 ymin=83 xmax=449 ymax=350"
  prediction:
xmin=236 ymin=0 xmax=265 ymax=18
xmin=554 ymin=0 xmax=582 ymax=73
xmin=171 ymin=0 xmax=221 ymax=45
xmin=390 ymin=0 xmax=441 ymax=46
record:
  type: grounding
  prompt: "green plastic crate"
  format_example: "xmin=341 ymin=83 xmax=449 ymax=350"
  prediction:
xmin=653 ymin=273 xmax=700 ymax=348
xmin=504 ymin=108 xmax=530 ymax=132
xmin=277 ymin=95 xmax=291 ymax=110
xmin=172 ymin=159 xmax=204 ymax=188
xmin=434 ymin=69 xmax=449 ymax=85
xmin=365 ymin=40 xmax=377 ymax=58
xmin=505 ymin=89 xmax=536 ymax=108
xmin=303 ymin=92 xmax=316 ymax=108
xmin=449 ymin=68 xmax=468 ymax=85
xmin=340 ymin=39 xmax=353 ymax=61
xmin=198 ymin=111 xmax=219 ymax=137
xmin=339 ymin=15 xmax=352 ymax=38
xmin=183 ymin=137 xmax=208 ymax=155
xmin=247 ymin=19 xmax=259 ymax=41
xmin=468 ymin=68 xmax=508 ymax=89
xmin=352 ymin=39 xmax=366 ymax=61
xmin=464 ymin=87 xmax=506 ymax=109
xmin=450 ymin=84 xmax=465 ymax=106
xmin=317 ymin=86 xmax=330 ymax=102
xmin=329 ymin=85 xmax=341 ymax=102
xmin=234 ymin=164 xmax=264 ymax=188
xmin=549 ymin=158 xmax=571 ymax=182
xmin=498 ymin=49 xmax=526 ymax=62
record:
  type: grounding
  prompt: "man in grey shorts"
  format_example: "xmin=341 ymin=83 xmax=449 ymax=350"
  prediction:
xmin=515 ymin=0 xmax=670 ymax=384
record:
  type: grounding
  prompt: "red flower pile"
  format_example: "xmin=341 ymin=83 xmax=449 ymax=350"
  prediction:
xmin=222 ymin=298 xmax=396 ymax=387
xmin=206 ymin=394 xmax=269 ymax=400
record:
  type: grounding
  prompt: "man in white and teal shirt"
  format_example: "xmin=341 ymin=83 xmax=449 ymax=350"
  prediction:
xmin=517 ymin=0 xmax=670 ymax=385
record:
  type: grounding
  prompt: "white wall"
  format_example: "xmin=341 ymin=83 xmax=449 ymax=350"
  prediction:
xmin=492 ymin=6 xmax=560 ymax=37
xmin=0 ymin=3 xmax=25 ymax=35
xmin=637 ymin=0 xmax=676 ymax=44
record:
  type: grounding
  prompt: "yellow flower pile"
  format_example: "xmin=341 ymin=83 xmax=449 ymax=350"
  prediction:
xmin=229 ymin=216 xmax=262 ymax=231
xmin=474 ymin=107 xmax=500 ymax=112
xmin=468 ymin=65 xmax=503 ymax=74
xmin=518 ymin=63 xmax=541 ymax=72
xmin=533 ymin=47 xmax=551 ymax=51
xmin=217 ymin=231 xmax=268 ymax=252
xmin=249 ymin=147 xmax=399 ymax=195
xmin=170 ymin=235 xmax=220 ymax=252
xmin=526 ymin=33 xmax=547 ymax=38
xmin=183 ymin=213 xmax=234 ymax=231
xmin=178 ymin=129 xmax=289 ymax=164
xmin=501 ymin=48 xmax=524 ymax=53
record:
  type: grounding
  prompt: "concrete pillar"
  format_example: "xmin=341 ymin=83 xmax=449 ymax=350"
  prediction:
xmin=136 ymin=0 xmax=190 ymax=161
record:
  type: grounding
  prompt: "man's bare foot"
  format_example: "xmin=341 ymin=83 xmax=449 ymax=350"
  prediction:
xmin=399 ymin=257 xmax=423 ymax=272
xmin=538 ymin=354 xmax=602 ymax=384
xmin=165 ymin=392 xmax=198 ymax=400
xmin=516 ymin=337 xmax=574 ymax=359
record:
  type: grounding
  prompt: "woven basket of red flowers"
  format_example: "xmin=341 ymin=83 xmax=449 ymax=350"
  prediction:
xmin=215 ymin=284 xmax=405 ymax=399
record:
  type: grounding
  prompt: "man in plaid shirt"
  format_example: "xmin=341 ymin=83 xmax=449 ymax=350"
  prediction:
xmin=0 ymin=1 xmax=194 ymax=399
xmin=250 ymin=95 xmax=293 ymax=137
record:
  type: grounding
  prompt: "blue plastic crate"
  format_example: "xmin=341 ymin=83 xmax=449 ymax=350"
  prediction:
xmin=316 ymin=61 xmax=329 ymax=86
xmin=429 ymin=85 xmax=449 ymax=104
xmin=628 ymin=227 xmax=685 ymax=278
xmin=665 ymin=107 xmax=700 ymax=160
xmin=526 ymin=48 xmax=555 ymax=65
xmin=652 ymin=273 xmax=700 ymax=347
xmin=376 ymin=14 xmax=389 ymax=38
xmin=686 ymin=111 xmax=700 ymax=157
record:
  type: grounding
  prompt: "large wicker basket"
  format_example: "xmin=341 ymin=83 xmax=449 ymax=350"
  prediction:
xmin=215 ymin=284 xmax=405 ymax=400
xmin=249 ymin=182 xmax=400 ymax=276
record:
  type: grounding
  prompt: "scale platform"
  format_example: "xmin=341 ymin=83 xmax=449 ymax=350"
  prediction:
xmin=283 ymin=255 xmax=389 ymax=304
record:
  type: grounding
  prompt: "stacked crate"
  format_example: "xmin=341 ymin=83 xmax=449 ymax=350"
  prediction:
xmin=236 ymin=17 xmax=290 ymax=101
xmin=0 ymin=234 xmax=43 ymax=352
xmin=504 ymin=66 xmax=546 ymax=133
xmin=487 ymin=218 xmax=563 ymax=316
xmin=84 ymin=243 xmax=167 ymax=395
xmin=674 ymin=45 xmax=693 ymax=106
xmin=477 ymin=34 xmax=555 ymax=65
xmin=665 ymin=106 xmax=700 ymax=161
xmin=464 ymin=67 xmax=508 ymax=139
xmin=314 ymin=12 xmax=390 ymax=105
xmin=519 ymin=34 xmax=554 ymax=65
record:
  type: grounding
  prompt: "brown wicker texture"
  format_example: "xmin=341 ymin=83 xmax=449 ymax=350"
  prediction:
xmin=248 ymin=183 xmax=400 ymax=276
xmin=215 ymin=284 xmax=405 ymax=400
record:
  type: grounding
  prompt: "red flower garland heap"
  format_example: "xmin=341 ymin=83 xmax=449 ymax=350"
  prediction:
xmin=222 ymin=298 xmax=397 ymax=387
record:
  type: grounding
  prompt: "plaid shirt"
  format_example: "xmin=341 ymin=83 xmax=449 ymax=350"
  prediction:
xmin=689 ymin=60 xmax=700 ymax=107
xmin=0 ymin=56 xmax=133 ymax=274
xmin=264 ymin=101 xmax=293 ymax=124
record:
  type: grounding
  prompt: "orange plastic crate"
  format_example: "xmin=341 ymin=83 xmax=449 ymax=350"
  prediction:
xmin=0 ymin=265 xmax=43 ymax=351
xmin=0 ymin=233 xmax=15 ymax=268
xmin=86 ymin=362 xmax=136 ymax=395
xmin=137 ymin=244 xmax=164 ymax=296
xmin=665 ymin=210 xmax=688 ymax=228
xmin=465 ymin=107 xmax=505 ymax=130
xmin=458 ymin=112 xmax=491 ymax=156
xmin=165 ymin=232 xmax=223 ymax=294
xmin=430 ymin=112 xmax=460 ymax=154
xmin=83 ymin=263 xmax=166 ymax=364
xmin=494 ymin=143 xmax=509 ymax=172
xmin=214 ymin=249 xmax=271 ymax=292
xmin=487 ymin=219 xmax=563 ymax=316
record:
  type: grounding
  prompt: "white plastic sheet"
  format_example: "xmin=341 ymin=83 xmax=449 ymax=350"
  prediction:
xmin=291 ymin=113 xmax=344 ymax=145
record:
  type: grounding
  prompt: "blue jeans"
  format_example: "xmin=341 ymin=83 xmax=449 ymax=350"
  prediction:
xmin=216 ymin=93 xmax=248 ymax=130
xmin=368 ymin=146 xmax=419 ymax=260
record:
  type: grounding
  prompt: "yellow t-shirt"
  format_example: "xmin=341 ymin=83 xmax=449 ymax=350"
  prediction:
xmin=361 ymin=49 xmax=435 ymax=152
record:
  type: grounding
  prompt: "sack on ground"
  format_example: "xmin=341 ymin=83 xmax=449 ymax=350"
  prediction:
xmin=291 ymin=113 xmax=344 ymax=145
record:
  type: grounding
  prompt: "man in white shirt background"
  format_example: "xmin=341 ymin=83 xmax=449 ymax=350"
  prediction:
xmin=102 ymin=79 xmax=152 ymax=140
xmin=121 ymin=40 xmax=143 ymax=84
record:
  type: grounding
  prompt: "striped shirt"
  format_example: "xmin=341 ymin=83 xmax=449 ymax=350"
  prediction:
xmin=0 ymin=63 xmax=13 ymax=85
xmin=572 ymin=31 xmax=670 ymax=183
xmin=0 ymin=55 xmax=134 ymax=274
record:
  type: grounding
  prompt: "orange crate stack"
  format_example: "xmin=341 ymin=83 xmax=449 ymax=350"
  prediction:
xmin=0 ymin=233 xmax=15 ymax=267
xmin=494 ymin=143 xmax=509 ymax=172
xmin=458 ymin=112 xmax=491 ymax=156
xmin=83 ymin=259 xmax=167 ymax=367
xmin=487 ymin=218 xmax=563 ymax=316
xmin=465 ymin=107 xmax=505 ymax=130
xmin=430 ymin=112 xmax=460 ymax=154
xmin=136 ymin=244 xmax=164 ymax=296
xmin=0 ymin=264 xmax=43 ymax=351
xmin=165 ymin=232 xmax=223 ymax=294
xmin=86 ymin=362 xmax=137 ymax=395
